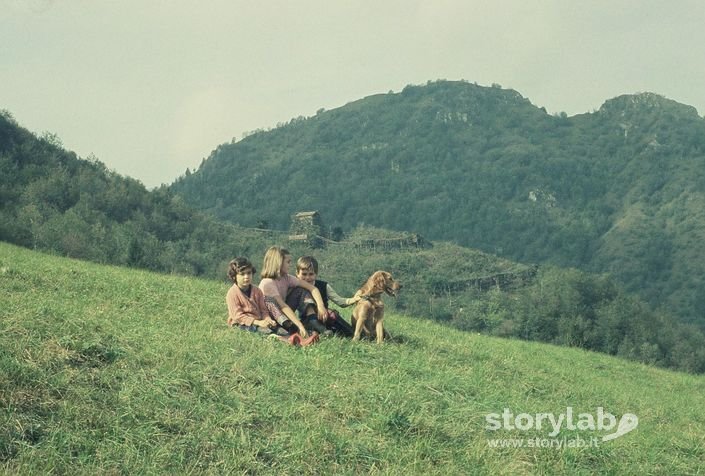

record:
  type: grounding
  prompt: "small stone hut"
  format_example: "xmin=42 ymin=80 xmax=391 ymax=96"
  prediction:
xmin=289 ymin=211 xmax=323 ymax=241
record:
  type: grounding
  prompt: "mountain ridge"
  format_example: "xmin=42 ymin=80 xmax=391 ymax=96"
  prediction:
xmin=171 ymin=80 xmax=705 ymax=325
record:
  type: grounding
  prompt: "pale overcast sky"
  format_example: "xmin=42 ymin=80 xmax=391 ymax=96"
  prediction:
xmin=2 ymin=0 xmax=704 ymax=188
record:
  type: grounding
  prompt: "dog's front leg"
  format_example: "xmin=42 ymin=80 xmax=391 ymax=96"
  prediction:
xmin=352 ymin=309 xmax=366 ymax=341
xmin=375 ymin=318 xmax=385 ymax=344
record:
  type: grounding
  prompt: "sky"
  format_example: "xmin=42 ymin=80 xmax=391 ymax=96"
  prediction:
xmin=2 ymin=0 xmax=705 ymax=188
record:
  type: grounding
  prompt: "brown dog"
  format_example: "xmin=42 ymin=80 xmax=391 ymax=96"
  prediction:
xmin=351 ymin=271 xmax=401 ymax=343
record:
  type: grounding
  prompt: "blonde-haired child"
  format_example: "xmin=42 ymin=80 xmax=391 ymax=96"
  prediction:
xmin=259 ymin=246 xmax=327 ymax=338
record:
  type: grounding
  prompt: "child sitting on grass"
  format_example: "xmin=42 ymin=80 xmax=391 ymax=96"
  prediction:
xmin=226 ymin=257 xmax=284 ymax=334
xmin=295 ymin=255 xmax=360 ymax=337
xmin=259 ymin=246 xmax=327 ymax=340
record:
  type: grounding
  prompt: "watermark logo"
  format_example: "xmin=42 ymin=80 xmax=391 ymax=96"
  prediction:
xmin=485 ymin=407 xmax=638 ymax=448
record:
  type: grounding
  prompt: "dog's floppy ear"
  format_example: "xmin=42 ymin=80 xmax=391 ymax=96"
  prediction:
xmin=372 ymin=271 xmax=388 ymax=292
xmin=359 ymin=273 xmax=374 ymax=295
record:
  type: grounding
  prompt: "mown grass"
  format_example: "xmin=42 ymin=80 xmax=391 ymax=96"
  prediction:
xmin=1 ymin=242 xmax=704 ymax=475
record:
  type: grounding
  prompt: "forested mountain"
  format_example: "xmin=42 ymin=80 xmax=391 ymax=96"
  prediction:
xmin=170 ymin=80 xmax=705 ymax=326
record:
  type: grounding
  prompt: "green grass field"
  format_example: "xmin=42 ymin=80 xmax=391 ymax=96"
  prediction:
xmin=1 ymin=242 xmax=704 ymax=475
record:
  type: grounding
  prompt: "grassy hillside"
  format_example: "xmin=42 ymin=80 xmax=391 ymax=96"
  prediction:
xmin=2 ymin=243 xmax=704 ymax=474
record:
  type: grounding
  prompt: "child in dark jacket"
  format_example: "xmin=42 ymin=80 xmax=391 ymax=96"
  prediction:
xmin=295 ymin=256 xmax=360 ymax=337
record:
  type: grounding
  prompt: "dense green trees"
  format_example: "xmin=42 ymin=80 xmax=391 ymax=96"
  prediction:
xmin=171 ymin=80 xmax=705 ymax=327
xmin=443 ymin=267 xmax=705 ymax=373
xmin=0 ymin=113 xmax=261 ymax=277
